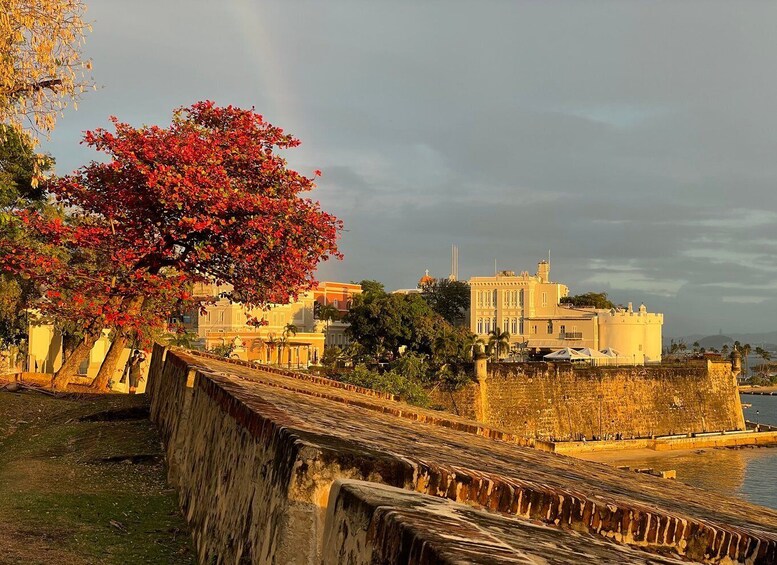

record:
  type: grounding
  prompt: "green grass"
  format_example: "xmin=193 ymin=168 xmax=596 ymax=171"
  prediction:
xmin=0 ymin=391 xmax=194 ymax=565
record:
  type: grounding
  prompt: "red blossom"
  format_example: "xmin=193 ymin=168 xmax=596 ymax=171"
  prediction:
xmin=4 ymin=101 xmax=342 ymax=340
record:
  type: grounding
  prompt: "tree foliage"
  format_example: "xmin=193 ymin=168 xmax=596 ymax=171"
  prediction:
xmin=345 ymin=289 xmax=445 ymax=360
xmin=341 ymin=282 xmax=476 ymax=396
xmin=1 ymin=102 xmax=341 ymax=386
xmin=334 ymin=364 xmax=429 ymax=406
xmin=0 ymin=126 xmax=54 ymax=346
xmin=420 ymin=278 xmax=470 ymax=325
xmin=0 ymin=0 xmax=92 ymax=138
xmin=356 ymin=279 xmax=385 ymax=298
xmin=560 ymin=292 xmax=617 ymax=309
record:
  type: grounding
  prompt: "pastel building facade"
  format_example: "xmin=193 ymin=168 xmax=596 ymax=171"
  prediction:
xmin=470 ymin=261 xmax=663 ymax=364
xmin=26 ymin=318 xmax=148 ymax=392
xmin=189 ymin=281 xmax=361 ymax=366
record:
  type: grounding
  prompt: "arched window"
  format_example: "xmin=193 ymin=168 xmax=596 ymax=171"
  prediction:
xmin=477 ymin=318 xmax=483 ymax=334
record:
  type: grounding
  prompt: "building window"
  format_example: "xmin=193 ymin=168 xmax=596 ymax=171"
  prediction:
xmin=503 ymin=318 xmax=509 ymax=332
xmin=547 ymin=320 xmax=553 ymax=334
xmin=519 ymin=319 xmax=524 ymax=335
xmin=333 ymin=299 xmax=339 ymax=308
xmin=532 ymin=324 xmax=537 ymax=335
xmin=477 ymin=292 xmax=483 ymax=307
xmin=519 ymin=290 xmax=524 ymax=307
xmin=492 ymin=290 xmax=497 ymax=308
xmin=542 ymin=292 xmax=547 ymax=307
xmin=477 ymin=318 xmax=483 ymax=334
xmin=560 ymin=325 xmax=566 ymax=336
xmin=511 ymin=318 xmax=518 ymax=334
xmin=485 ymin=319 xmax=491 ymax=334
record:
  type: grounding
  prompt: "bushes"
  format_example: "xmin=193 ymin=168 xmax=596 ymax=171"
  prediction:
xmin=335 ymin=364 xmax=430 ymax=406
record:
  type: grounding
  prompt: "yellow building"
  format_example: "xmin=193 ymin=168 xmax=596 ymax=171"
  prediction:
xmin=26 ymin=317 xmax=149 ymax=392
xmin=469 ymin=261 xmax=663 ymax=364
xmin=190 ymin=281 xmax=361 ymax=367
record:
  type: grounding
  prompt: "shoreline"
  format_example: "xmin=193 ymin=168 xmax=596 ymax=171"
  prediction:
xmin=540 ymin=429 xmax=777 ymax=456
xmin=740 ymin=385 xmax=777 ymax=395
xmin=573 ymin=442 xmax=777 ymax=464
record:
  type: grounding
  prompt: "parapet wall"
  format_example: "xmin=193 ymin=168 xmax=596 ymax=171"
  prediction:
xmin=430 ymin=360 xmax=745 ymax=441
xmin=146 ymin=347 xmax=777 ymax=564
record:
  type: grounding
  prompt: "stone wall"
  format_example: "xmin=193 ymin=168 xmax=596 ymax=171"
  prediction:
xmin=146 ymin=347 xmax=777 ymax=564
xmin=431 ymin=359 xmax=745 ymax=440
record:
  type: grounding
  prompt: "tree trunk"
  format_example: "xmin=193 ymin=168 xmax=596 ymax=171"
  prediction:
xmin=91 ymin=296 xmax=145 ymax=392
xmin=91 ymin=333 xmax=128 ymax=392
xmin=51 ymin=333 xmax=99 ymax=390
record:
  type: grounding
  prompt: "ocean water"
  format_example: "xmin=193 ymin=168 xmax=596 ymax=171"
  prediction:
xmin=592 ymin=394 xmax=777 ymax=511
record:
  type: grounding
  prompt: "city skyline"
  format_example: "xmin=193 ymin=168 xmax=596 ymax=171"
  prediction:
xmin=40 ymin=0 xmax=777 ymax=336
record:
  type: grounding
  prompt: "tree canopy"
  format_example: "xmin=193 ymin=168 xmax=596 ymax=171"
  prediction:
xmin=340 ymin=282 xmax=476 ymax=400
xmin=0 ymin=126 xmax=54 ymax=347
xmin=420 ymin=278 xmax=470 ymax=326
xmin=1 ymin=0 xmax=92 ymax=138
xmin=1 ymin=102 xmax=341 ymax=387
xmin=560 ymin=292 xmax=617 ymax=309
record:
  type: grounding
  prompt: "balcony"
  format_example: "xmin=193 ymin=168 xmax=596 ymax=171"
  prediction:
xmin=559 ymin=332 xmax=583 ymax=340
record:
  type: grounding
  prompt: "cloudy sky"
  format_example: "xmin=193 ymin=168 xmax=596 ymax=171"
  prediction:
xmin=42 ymin=1 xmax=777 ymax=337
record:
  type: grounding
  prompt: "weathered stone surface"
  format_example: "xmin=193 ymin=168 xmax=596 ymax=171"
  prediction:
xmin=431 ymin=360 xmax=746 ymax=440
xmin=147 ymin=348 xmax=777 ymax=564
xmin=324 ymin=479 xmax=694 ymax=564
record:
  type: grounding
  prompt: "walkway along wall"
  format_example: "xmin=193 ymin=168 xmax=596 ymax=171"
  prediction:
xmin=431 ymin=359 xmax=746 ymax=441
xmin=146 ymin=346 xmax=776 ymax=564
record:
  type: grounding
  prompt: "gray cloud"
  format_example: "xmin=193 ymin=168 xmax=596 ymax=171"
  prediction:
xmin=41 ymin=0 xmax=777 ymax=336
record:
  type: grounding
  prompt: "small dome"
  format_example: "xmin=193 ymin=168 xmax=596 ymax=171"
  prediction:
xmin=418 ymin=269 xmax=434 ymax=287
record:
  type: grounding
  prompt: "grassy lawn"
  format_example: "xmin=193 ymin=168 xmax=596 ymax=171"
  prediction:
xmin=0 ymin=391 xmax=194 ymax=565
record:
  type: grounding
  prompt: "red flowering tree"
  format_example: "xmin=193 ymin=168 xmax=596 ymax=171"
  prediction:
xmin=4 ymin=102 xmax=341 ymax=389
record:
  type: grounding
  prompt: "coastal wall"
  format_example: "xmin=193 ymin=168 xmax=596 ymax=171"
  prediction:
xmin=145 ymin=347 xmax=777 ymax=564
xmin=431 ymin=359 xmax=746 ymax=440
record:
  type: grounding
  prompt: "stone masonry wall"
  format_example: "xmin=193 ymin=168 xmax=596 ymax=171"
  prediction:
xmin=146 ymin=347 xmax=777 ymax=564
xmin=431 ymin=360 xmax=745 ymax=440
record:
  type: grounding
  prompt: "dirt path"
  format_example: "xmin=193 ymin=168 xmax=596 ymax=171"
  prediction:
xmin=0 ymin=391 xmax=193 ymax=565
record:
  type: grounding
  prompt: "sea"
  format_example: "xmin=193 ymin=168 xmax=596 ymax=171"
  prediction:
xmin=594 ymin=394 xmax=777 ymax=510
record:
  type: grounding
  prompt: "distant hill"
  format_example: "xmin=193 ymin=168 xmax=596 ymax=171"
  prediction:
xmin=697 ymin=335 xmax=734 ymax=350
xmin=664 ymin=332 xmax=777 ymax=351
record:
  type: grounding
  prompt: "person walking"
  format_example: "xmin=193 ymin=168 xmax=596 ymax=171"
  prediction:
xmin=127 ymin=350 xmax=146 ymax=394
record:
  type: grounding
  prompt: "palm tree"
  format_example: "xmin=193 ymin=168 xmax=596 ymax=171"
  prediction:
xmin=742 ymin=343 xmax=752 ymax=378
xmin=265 ymin=334 xmax=280 ymax=365
xmin=282 ymin=323 xmax=298 ymax=367
xmin=318 ymin=303 xmax=340 ymax=345
xmin=487 ymin=328 xmax=510 ymax=361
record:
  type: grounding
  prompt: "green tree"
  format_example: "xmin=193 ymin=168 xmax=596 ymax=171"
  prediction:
xmin=0 ymin=126 xmax=54 ymax=348
xmin=209 ymin=342 xmax=234 ymax=358
xmin=487 ymin=328 xmax=510 ymax=361
xmin=317 ymin=302 xmax=340 ymax=335
xmin=281 ymin=323 xmax=298 ymax=367
xmin=357 ymin=279 xmax=385 ymax=298
xmin=741 ymin=343 xmax=752 ymax=377
xmin=162 ymin=329 xmax=199 ymax=349
xmin=335 ymin=364 xmax=429 ymax=406
xmin=755 ymin=346 xmax=771 ymax=363
xmin=420 ymin=278 xmax=470 ymax=326
xmin=560 ymin=292 xmax=617 ymax=309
